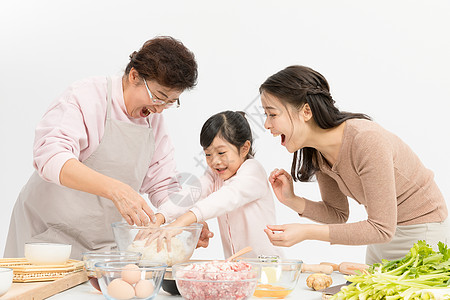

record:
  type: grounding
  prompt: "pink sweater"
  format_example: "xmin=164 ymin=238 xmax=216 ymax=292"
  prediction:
xmin=32 ymin=76 xmax=184 ymax=219
xmin=301 ymin=119 xmax=447 ymax=245
xmin=190 ymin=159 xmax=284 ymax=258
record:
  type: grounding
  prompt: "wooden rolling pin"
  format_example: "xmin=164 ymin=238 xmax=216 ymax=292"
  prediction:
xmin=301 ymin=263 xmax=334 ymax=274
xmin=320 ymin=262 xmax=369 ymax=275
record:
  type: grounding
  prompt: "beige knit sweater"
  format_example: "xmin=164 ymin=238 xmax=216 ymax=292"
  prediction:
xmin=300 ymin=119 xmax=447 ymax=245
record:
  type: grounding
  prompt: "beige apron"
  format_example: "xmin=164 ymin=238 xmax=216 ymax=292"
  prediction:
xmin=4 ymin=77 xmax=155 ymax=259
xmin=365 ymin=218 xmax=450 ymax=264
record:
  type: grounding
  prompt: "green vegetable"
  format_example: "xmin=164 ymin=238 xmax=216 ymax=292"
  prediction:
xmin=332 ymin=241 xmax=450 ymax=300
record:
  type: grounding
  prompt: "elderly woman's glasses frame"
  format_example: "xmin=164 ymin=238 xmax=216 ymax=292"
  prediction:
xmin=143 ymin=78 xmax=180 ymax=109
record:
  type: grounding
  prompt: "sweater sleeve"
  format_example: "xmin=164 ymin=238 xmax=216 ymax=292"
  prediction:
xmin=300 ymin=171 xmax=349 ymax=224
xmin=33 ymin=89 xmax=90 ymax=184
xmin=198 ymin=168 xmax=215 ymax=200
xmin=328 ymin=131 xmax=397 ymax=245
xmin=190 ymin=160 xmax=267 ymax=222
xmin=155 ymin=169 xmax=215 ymax=223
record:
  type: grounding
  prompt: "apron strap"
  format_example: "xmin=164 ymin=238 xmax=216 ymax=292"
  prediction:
xmin=106 ymin=77 xmax=113 ymax=120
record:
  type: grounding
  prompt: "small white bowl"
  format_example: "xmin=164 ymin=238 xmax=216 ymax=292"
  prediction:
xmin=24 ymin=243 xmax=72 ymax=265
xmin=0 ymin=268 xmax=13 ymax=297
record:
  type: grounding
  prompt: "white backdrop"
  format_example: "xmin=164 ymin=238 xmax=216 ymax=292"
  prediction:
xmin=1 ymin=0 xmax=449 ymax=265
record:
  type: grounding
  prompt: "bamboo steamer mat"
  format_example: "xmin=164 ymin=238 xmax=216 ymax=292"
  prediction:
xmin=0 ymin=258 xmax=84 ymax=282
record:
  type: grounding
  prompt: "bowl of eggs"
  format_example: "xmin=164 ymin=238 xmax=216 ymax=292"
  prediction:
xmin=82 ymin=251 xmax=142 ymax=292
xmin=111 ymin=222 xmax=203 ymax=266
xmin=95 ymin=260 xmax=166 ymax=300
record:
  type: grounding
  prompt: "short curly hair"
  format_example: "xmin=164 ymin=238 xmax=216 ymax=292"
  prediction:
xmin=125 ymin=36 xmax=198 ymax=90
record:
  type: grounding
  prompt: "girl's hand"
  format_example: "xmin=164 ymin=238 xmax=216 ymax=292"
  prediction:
xmin=269 ymin=168 xmax=295 ymax=206
xmin=168 ymin=211 xmax=197 ymax=228
xmin=110 ymin=182 xmax=156 ymax=226
xmin=264 ymin=224 xmax=307 ymax=247
xmin=155 ymin=212 xmax=198 ymax=252
xmin=133 ymin=213 xmax=165 ymax=243
xmin=196 ymin=221 xmax=214 ymax=249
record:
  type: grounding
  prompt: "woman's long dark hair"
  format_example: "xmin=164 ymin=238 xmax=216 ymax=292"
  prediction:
xmin=260 ymin=65 xmax=371 ymax=182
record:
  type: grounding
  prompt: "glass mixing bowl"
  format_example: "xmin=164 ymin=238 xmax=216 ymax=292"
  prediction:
xmin=111 ymin=222 xmax=202 ymax=267
xmin=95 ymin=260 xmax=166 ymax=300
xmin=238 ymin=258 xmax=303 ymax=298
xmin=172 ymin=260 xmax=259 ymax=300
xmin=82 ymin=250 xmax=142 ymax=291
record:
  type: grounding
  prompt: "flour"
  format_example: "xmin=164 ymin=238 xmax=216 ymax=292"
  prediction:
xmin=127 ymin=237 xmax=187 ymax=266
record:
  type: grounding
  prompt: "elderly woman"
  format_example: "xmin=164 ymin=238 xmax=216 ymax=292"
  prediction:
xmin=4 ymin=36 xmax=206 ymax=259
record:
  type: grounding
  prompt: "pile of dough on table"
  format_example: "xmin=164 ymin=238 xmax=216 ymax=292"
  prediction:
xmin=127 ymin=237 xmax=187 ymax=266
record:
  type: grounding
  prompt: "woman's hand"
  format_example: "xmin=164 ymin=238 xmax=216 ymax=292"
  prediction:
xmin=133 ymin=213 xmax=165 ymax=243
xmin=153 ymin=213 xmax=166 ymax=227
xmin=269 ymin=168 xmax=295 ymax=204
xmin=110 ymin=182 xmax=156 ymax=226
xmin=59 ymin=158 xmax=155 ymax=226
xmin=269 ymin=168 xmax=305 ymax=213
xmin=264 ymin=224 xmax=330 ymax=247
xmin=264 ymin=224 xmax=307 ymax=247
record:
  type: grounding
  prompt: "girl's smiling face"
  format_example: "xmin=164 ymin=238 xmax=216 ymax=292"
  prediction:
xmin=204 ymin=135 xmax=250 ymax=181
xmin=261 ymin=92 xmax=311 ymax=153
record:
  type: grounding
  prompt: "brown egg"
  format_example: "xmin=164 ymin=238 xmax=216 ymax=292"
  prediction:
xmin=107 ymin=278 xmax=135 ymax=300
xmin=135 ymin=279 xmax=154 ymax=298
xmin=121 ymin=264 xmax=141 ymax=285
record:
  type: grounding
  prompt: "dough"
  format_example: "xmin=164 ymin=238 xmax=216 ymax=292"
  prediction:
xmin=127 ymin=237 xmax=187 ymax=266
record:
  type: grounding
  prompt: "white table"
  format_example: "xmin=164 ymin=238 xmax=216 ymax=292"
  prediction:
xmin=48 ymin=272 xmax=347 ymax=299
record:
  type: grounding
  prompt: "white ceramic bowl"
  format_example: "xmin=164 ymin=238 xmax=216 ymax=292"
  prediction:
xmin=24 ymin=243 xmax=72 ymax=265
xmin=0 ymin=268 xmax=13 ymax=297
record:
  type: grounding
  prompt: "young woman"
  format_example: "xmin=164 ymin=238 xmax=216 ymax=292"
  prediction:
xmin=260 ymin=65 xmax=448 ymax=264
xmin=168 ymin=111 xmax=284 ymax=258
xmin=4 ymin=36 xmax=206 ymax=259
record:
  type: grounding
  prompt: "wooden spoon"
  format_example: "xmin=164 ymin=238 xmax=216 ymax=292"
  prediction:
xmin=225 ymin=246 xmax=253 ymax=262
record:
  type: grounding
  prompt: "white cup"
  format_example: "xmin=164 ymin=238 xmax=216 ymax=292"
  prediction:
xmin=0 ymin=268 xmax=13 ymax=297
xmin=24 ymin=243 xmax=72 ymax=265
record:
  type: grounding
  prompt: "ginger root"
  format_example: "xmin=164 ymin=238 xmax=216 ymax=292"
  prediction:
xmin=306 ymin=273 xmax=333 ymax=291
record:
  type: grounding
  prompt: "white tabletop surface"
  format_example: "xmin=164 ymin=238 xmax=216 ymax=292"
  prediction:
xmin=47 ymin=272 xmax=347 ymax=300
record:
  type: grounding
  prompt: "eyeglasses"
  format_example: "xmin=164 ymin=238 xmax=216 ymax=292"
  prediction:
xmin=143 ymin=78 xmax=180 ymax=108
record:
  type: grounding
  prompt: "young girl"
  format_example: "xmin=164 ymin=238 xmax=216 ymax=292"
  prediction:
xmin=167 ymin=111 xmax=284 ymax=259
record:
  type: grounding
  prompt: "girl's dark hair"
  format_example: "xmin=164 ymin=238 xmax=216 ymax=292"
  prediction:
xmin=200 ymin=111 xmax=255 ymax=159
xmin=125 ymin=36 xmax=198 ymax=90
xmin=259 ymin=65 xmax=371 ymax=182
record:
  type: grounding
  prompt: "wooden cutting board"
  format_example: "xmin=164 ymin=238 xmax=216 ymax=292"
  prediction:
xmin=0 ymin=270 xmax=88 ymax=300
